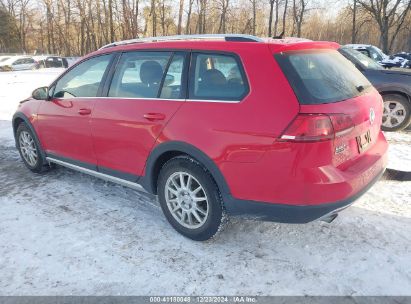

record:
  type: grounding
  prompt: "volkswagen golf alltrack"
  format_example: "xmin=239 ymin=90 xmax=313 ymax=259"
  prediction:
xmin=13 ymin=34 xmax=388 ymax=240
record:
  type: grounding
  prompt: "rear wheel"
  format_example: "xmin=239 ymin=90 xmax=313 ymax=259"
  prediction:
xmin=381 ymin=94 xmax=411 ymax=132
xmin=157 ymin=156 xmax=226 ymax=241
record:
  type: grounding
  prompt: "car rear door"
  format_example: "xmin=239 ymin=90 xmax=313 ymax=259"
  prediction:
xmin=90 ymin=51 xmax=188 ymax=180
xmin=38 ymin=54 xmax=114 ymax=166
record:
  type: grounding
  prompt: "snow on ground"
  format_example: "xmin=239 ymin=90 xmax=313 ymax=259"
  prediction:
xmin=0 ymin=70 xmax=410 ymax=295
xmin=384 ymin=131 xmax=411 ymax=171
xmin=0 ymin=69 xmax=64 ymax=120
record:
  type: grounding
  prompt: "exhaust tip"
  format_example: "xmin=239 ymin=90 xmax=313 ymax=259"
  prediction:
xmin=320 ymin=213 xmax=338 ymax=223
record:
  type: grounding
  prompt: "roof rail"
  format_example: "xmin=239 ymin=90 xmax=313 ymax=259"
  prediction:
xmin=100 ymin=34 xmax=263 ymax=49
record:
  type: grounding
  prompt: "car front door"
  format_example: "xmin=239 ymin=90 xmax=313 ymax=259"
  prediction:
xmin=38 ymin=54 xmax=114 ymax=166
xmin=91 ymin=51 xmax=187 ymax=180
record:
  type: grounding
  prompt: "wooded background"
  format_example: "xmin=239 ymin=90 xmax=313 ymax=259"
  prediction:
xmin=0 ymin=0 xmax=410 ymax=56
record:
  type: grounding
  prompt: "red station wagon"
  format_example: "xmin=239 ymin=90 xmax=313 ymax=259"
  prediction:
xmin=13 ymin=34 xmax=388 ymax=240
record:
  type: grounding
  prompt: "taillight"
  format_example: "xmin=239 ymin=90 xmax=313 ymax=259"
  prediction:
xmin=280 ymin=114 xmax=354 ymax=142
xmin=330 ymin=114 xmax=354 ymax=137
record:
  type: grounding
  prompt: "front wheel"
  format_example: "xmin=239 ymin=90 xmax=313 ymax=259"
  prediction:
xmin=16 ymin=123 xmax=50 ymax=173
xmin=381 ymin=94 xmax=411 ymax=132
xmin=157 ymin=156 xmax=226 ymax=241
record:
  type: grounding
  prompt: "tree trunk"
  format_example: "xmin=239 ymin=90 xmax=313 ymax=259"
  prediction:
xmin=251 ymin=0 xmax=256 ymax=35
xmin=282 ymin=0 xmax=288 ymax=35
xmin=185 ymin=0 xmax=193 ymax=34
xmin=268 ymin=0 xmax=274 ymax=36
xmin=150 ymin=0 xmax=157 ymax=36
xmin=109 ymin=0 xmax=115 ymax=42
xmin=177 ymin=0 xmax=184 ymax=34
xmin=351 ymin=0 xmax=357 ymax=43
xmin=274 ymin=0 xmax=279 ymax=36
xmin=160 ymin=0 xmax=165 ymax=35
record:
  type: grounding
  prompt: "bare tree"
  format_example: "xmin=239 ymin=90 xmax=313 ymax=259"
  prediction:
xmin=292 ymin=0 xmax=308 ymax=37
xmin=351 ymin=0 xmax=357 ymax=43
xmin=2 ymin=0 xmax=411 ymax=56
xmin=281 ymin=0 xmax=288 ymax=35
xmin=185 ymin=0 xmax=194 ymax=34
xmin=197 ymin=0 xmax=207 ymax=34
xmin=357 ymin=0 xmax=411 ymax=52
xmin=177 ymin=0 xmax=184 ymax=34
xmin=217 ymin=0 xmax=229 ymax=33
xmin=109 ymin=0 xmax=115 ymax=41
xmin=249 ymin=0 xmax=256 ymax=35
xmin=149 ymin=0 xmax=157 ymax=36
xmin=268 ymin=0 xmax=281 ymax=37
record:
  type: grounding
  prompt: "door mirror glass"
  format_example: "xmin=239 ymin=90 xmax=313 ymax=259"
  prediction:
xmin=32 ymin=87 xmax=48 ymax=100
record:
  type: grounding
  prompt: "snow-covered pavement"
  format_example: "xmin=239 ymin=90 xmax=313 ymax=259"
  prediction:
xmin=0 ymin=70 xmax=410 ymax=295
xmin=0 ymin=69 xmax=64 ymax=120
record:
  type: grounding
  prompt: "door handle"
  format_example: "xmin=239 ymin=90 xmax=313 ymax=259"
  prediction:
xmin=143 ymin=113 xmax=166 ymax=121
xmin=78 ymin=108 xmax=91 ymax=115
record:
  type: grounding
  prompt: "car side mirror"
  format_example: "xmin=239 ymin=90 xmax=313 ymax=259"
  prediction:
xmin=32 ymin=87 xmax=49 ymax=100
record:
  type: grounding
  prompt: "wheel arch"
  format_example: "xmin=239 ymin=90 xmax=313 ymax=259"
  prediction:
xmin=12 ymin=113 xmax=27 ymax=137
xmin=379 ymin=90 xmax=411 ymax=104
xmin=12 ymin=112 xmax=47 ymax=163
xmin=141 ymin=141 xmax=230 ymax=197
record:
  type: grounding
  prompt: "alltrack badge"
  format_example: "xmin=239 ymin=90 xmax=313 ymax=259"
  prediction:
xmin=370 ymin=108 xmax=375 ymax=125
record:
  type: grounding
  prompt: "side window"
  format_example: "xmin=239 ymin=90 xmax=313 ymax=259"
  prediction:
xmin=160 ymin=53 xmax=185 ymax=99
xmin=358 ymin=50 xmax=370 ymax=58
xmin=189 ymin=53 xmax=248 ymax=101
xmin=53 ymin=54 xmax=112 ymax=98
xmin=13 ymin=59 xmax=24 ymax=65
xmin=369 ymin=48 xmax=382 ymax=61
xmin=108 ymin=52 xmax=171 ymax=98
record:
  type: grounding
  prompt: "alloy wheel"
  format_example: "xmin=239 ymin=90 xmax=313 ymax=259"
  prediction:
xmin=19 ymin=130 xmax=38 ymax=167
xmin=382 ymin=100 xmax=407 ymax=128
xmin=165 ymin=171 xmax=209 ymax=229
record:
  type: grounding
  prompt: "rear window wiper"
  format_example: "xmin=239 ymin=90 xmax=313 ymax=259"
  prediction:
xmin=356 ymin=85 xmax=365 ymax=92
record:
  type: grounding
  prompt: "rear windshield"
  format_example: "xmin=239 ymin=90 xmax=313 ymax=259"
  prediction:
xmin=275 ymin=49 xmax=372 ymax=105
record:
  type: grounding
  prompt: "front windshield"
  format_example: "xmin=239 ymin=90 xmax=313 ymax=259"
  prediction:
xmin=0 ymin=57 xmax=11 ymax=63
xmin=341 ymin=48 xmax=383 ymax=70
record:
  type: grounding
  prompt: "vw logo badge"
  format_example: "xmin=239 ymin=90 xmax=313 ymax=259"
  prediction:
xmin=370 ymin=108 xmax=375 ymax=125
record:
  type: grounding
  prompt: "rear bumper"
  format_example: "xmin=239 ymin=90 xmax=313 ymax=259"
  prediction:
xmin=224 ymin=168 xmax=385 ymax=223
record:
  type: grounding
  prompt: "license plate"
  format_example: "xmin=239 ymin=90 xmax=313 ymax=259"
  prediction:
xmin=356 ymin=130 xmax=372 ymax=153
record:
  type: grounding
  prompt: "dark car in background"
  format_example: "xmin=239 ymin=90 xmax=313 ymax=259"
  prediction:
xmin=340 ymin=46 xmax=411 ymax=131
xmin=33 ymin=56 xmax=69 ymax=69
xmin=345 ymin=44 xmax=410 ymax=69
xmin=394 ymin=53 xmax=411 ymax=68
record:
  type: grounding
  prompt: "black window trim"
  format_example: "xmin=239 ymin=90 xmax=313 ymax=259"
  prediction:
xmin=47 ymin=48 xmax=250 ymax=103
xmin=157 ymin=51 xmax=189 ymax=99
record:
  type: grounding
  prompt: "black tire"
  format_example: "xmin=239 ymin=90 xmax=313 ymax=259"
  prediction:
xmin=381 ymin=94 xmax=411 ymax=132
xmin=16 ymin=123 xmax=50 ymax=173
xmin=157 ymin=156 xmax=226 ymax=241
